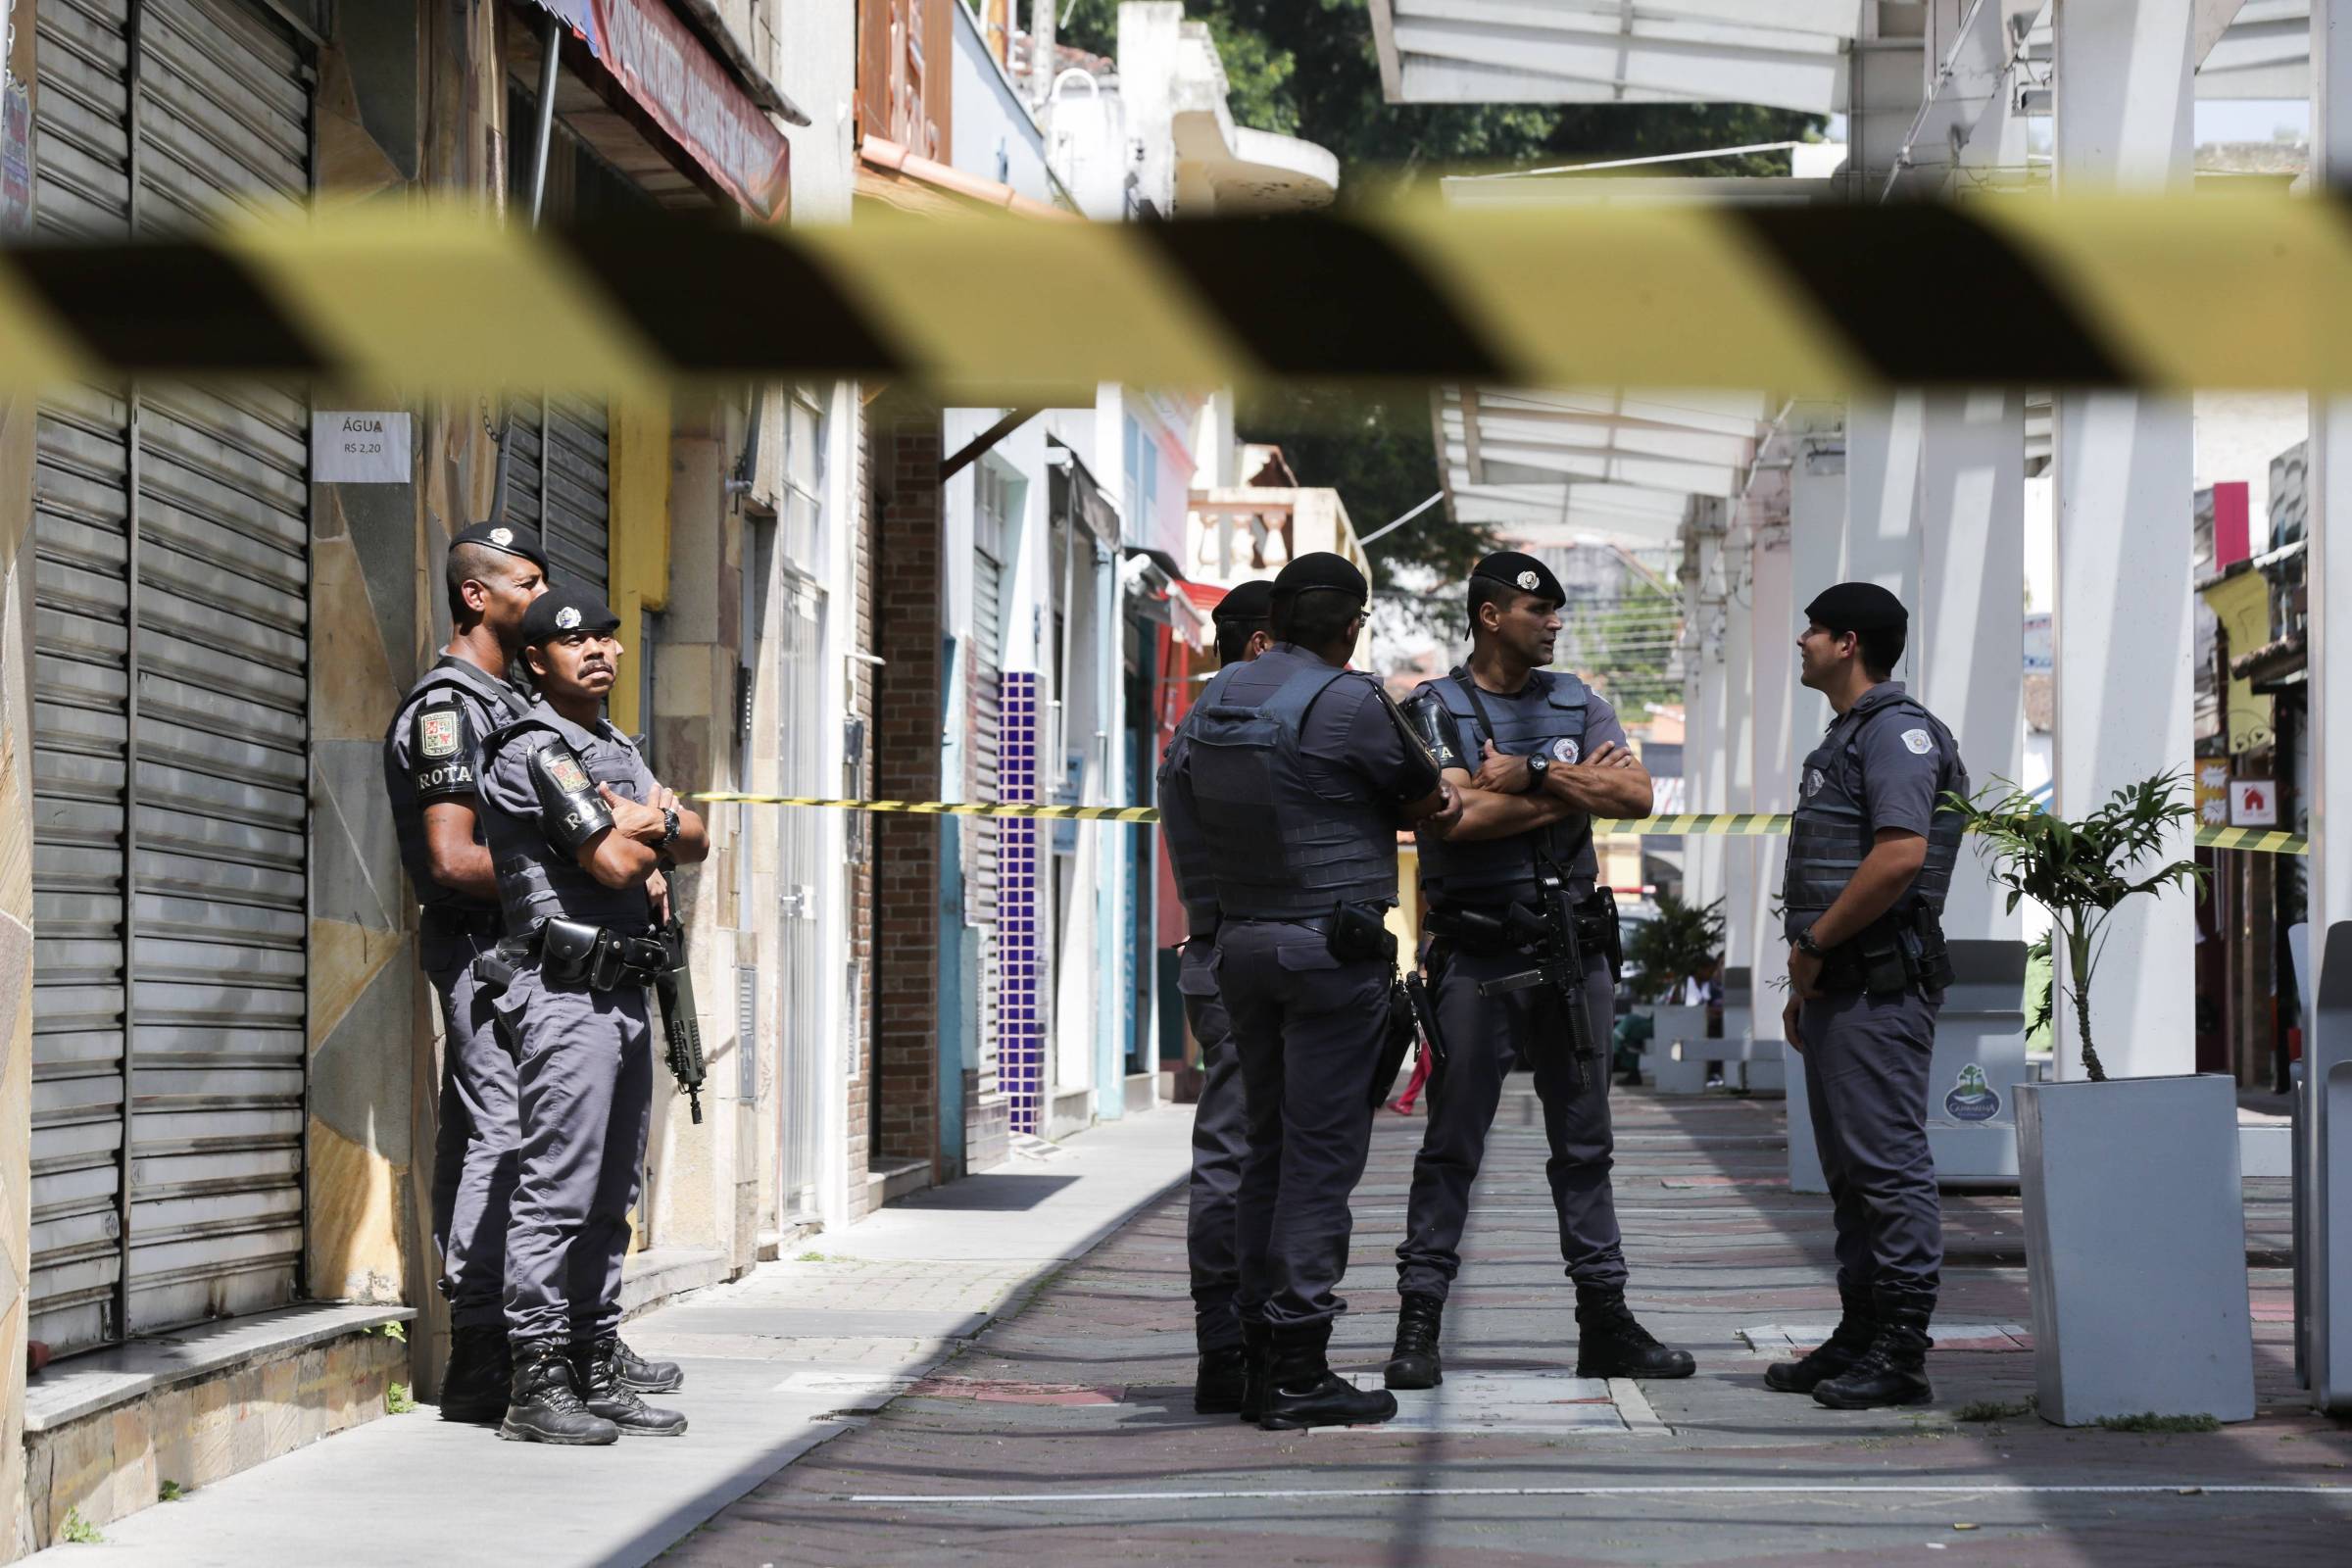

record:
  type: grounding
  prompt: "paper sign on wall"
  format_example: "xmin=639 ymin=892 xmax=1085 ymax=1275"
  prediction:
xmin=313 ymin=411 xmax=411 ymax=483
xmin=2230 ymin=779 xmax=2278 ymax=828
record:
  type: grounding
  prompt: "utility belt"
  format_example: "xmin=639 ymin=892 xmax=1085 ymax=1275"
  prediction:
xmin=1806 ymin=903 xmax=1953 ymax=997
xmin=1226 ymin=902 xmax=1398 ymax=963
xmin=1426 ymin=891 xmax=1622 ymax=972
xmin=480 ymin=916 xmax=664 ymax=994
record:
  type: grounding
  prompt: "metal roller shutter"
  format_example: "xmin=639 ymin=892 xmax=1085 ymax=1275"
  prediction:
xmin=26 ymin=0 xmax=312 ymax=1357
xmin=505 ymin=395 xmax=611 ymax=598
xmin=970 ymin=472 xmax=1006 ymax=1103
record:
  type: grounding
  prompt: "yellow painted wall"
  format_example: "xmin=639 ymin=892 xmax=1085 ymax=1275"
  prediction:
xmin=608 ymin=395 xmax=673 ymax=737
xmin=2201 ymin=569 xmax=2274 ymax=755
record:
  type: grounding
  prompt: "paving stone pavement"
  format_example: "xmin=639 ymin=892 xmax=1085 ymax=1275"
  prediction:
xmin=665 ymin=1084 xmax=2352 ymax=1567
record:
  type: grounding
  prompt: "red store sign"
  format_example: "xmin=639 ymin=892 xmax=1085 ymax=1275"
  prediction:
xmin=533 ymin=0 xmax=791 ymax=220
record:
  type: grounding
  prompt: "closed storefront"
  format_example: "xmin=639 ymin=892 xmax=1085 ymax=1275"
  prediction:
xmin=28 ymin=0 xmax=315 ymax=1357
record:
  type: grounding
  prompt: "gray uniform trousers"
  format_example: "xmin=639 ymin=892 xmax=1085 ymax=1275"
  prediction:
xmin=1215 ymin=920 xmax=1390 ymax=1333
xmin=496 ymin=962 xmax=655 ymax=1345
xmin=1397 ymin=942 xmax=1628 ymax=1301
xmin=1797 ymin=986 xmax=1943 ymax=1308
xmin=1179 ymin=942 xmax=1249 ymax=1354
xmin=424 ymin=920 xmax=519 ymax=1330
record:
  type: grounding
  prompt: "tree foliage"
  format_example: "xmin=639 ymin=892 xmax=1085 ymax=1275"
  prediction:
xmin=1054 ymin=1 xmax=1822 ymax=580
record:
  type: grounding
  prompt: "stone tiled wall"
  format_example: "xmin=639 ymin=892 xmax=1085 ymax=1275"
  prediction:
xmin=304 ymin=0 xmax=507 ymax=1402
xmin=22 ymin=1330 xmax=407 ymax=1549
xmin=871 ymin=403 xmax=944 ymax=1176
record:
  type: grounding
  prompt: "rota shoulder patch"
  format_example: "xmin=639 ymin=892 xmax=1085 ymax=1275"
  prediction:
xmin=418 ymin=710 xmax=460 ymax=759
xmin=1902 ymin=728 xmax=1933 ymax=755
xmin=538 ymin=746 xmax=592 ymax=794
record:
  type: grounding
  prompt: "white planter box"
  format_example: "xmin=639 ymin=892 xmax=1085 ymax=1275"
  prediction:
xmin=2015 ymin=1074 xmax=2256 ymax=1427
xmin=1642 ymin=1005 xmax=1714 ymax=1094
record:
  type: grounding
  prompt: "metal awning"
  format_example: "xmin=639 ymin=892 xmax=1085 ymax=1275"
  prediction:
xmin=1370 ymin=1 xmax=2312 ymax=119
xmin=521 ymin=0 xmax=798 ymax=218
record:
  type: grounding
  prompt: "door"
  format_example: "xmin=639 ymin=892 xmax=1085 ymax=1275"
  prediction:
xmin=968 ymin=466 xmax=1009 ymax=1109
xmin=27 ymin=0 xmax=314 ymax=1356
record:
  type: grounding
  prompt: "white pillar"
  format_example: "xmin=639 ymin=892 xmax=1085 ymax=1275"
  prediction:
xmin=1918 ymin=390 xmax=2029 ymax=943
xmin=1746 ymin=513 xmax=1794 ymax=1023
xmin=2310 ymin=4 xmax=2352 ymax=1047
xmin=1842 ymin=391 xmax=1926 ymax=617
xmin=1721 ymin=527 xmax=1756 ymax=976
xmin=2049 ymin=0 xmax=2198 ymax=1080
xmin=1690 ymin=532 xmax=1729 ymax=913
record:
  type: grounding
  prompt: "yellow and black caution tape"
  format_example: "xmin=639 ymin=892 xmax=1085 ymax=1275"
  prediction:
xmin=698 ymin=795 xmax=2312 ymax=857
xmin=10 ymin=193 xmax=2352 ymax=398
xmin=1596 ymin=812 xmax=1791 ymax=837
xmin=692 ymin=792 xmax=1157 ymax=822
xmin=2196 ymin=825 xmax=2307 ymax=856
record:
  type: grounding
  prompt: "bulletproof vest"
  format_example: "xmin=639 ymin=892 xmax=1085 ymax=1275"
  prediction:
xmin=477 ymin=705 xmax=659 ymax=936
xmin=1416 ymin=666 xmax=1596 ymax=905
xmin=1183 ymin=645 xmax=1397 ymax=921
xmin=384 ymin=656 xmax=532 ymax=914
xmin=1782 ymin=686 xmax=1971 ymax=920
xmin=1155 ymin=726 xmax=1219 ymax=938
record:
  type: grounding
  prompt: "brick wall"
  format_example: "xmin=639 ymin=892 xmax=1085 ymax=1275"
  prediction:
xmin=845 ymin=408 xmax=876 ymax=1221
xmin=870 ymin=400 xmax=943 ymax=1177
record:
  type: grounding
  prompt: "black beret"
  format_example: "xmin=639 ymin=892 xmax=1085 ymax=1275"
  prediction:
xmin=1271 ymin=551 xmax=1368 ymax=604
xmin=451 ymin=519 xmax=550 ymax=573
xmin=1213 ymin=579 xmax=1276 ymax=625
xmin=1804 ymin=581 xmax=1909 ymax=633
xmin=1470 ymin=550 xmax=1564 ymax=608
xmin=519 ymin=588 xmax=621 ymax=648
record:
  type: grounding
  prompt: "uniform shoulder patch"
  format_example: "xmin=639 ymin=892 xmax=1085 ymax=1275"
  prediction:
xmin=418 ymin=708 xmax=462 ymax=759
xmin=536 ymin=744 xmax=592 ymax=795
xmin=1902 ymin=728 xmax=1934 ymax=755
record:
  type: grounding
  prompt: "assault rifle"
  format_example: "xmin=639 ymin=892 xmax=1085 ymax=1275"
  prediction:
xmin=1477 ymin=860 xmax=1598 ymax=1089
xmin=654 ymin=917 xmax=708 ymax=1123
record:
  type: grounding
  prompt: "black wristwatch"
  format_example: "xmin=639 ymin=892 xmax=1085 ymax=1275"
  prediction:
xmin=1523 ymin=754 xmax=1550 ymax=793
xmin=660 ymin=805 xmax=681 ymax=847
xmin=1793 ymin=929 xmax=1825 ymax=959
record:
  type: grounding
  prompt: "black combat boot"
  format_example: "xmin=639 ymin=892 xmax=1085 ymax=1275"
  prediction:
xmin=498 ymin=1340 xmax=620 ymax=1446
xmin=1812 ymin=1301 xmax=1934 ymax=1409
xmin=1194 ymin=1345 xmax=1249 ymax=1415
xmin=438 ymin=1323 xmax=513 ymax=1424
xmin=1573 ymin=1288 xmax=1697 ymax=1379
xmin=612 ymin=1336 xmax=684 ymax=1394
xmin=1765 ymin=1282 xmax=1877 ymax=1395
xmin=1238 ymin=1320 xmax=1274 ymax=1423
xmin=1383 ymin=1292 xmax=1446 ymax=1391
xmin=572 ymin=1336 xmax=690 ymax=1436
xmin=1259 ymin=1323 xmax=1399 ymax=1432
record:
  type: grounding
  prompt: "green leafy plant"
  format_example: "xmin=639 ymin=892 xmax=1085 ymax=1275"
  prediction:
xmin=1945 ymin=773 xmax=2206 ymax=1082
xmin=370 ymin=1321 xmax=407 ymax=1344
xmin=159 ymin=1480 xmax=185 ymax=1502
xmin=1622 ymin=892 xmax=1727 ymax=1004
xmin=384 ymin=1383 xmax=416 ymax=1414
xmin=58 ymin=1509 xmax=103 ymax=1544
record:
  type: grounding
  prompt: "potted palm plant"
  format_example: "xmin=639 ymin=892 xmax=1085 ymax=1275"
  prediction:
xmin=1623 ymin=894 xmax=1724 ymax=1091
xmin=1948 ymin=772 xmax=2253 ymax=1427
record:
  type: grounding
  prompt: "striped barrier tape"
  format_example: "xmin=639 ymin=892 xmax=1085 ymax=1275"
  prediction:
xmin=697 ymin=794 xmax=2312 ymax=856
xmin=6 ymin=193 xmax=2352 ymax=397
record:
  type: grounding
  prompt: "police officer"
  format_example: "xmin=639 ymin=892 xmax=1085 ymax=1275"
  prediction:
xmin=1158 ymin=579 xmax=1275 ymax=1414
xmin=381 ymin=521 xmax=546 ymax=1421
xmin=1165 ymin=552 xmax=1459 ymax=1431
xmin=1768 ymin=582 xmax=1968 ymax=1410
xmin=1385 ymin=552 xmax=1696 ymax=1390
xmin=474 ymin=590 xmax=710 ymax=1444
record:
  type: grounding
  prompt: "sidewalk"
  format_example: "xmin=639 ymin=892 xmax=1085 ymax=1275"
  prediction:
xmin=27 ymin=1106 xmax=1194 ymax=1568
xmin=670 ymin=1084 xmax=2351 ymax=1568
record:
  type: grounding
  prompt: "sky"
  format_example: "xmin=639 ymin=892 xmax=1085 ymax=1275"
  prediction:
xmin=1825 ymin=100 xmax=2311 ymax=149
